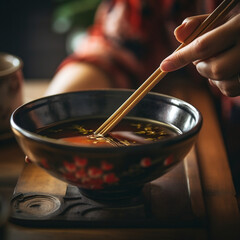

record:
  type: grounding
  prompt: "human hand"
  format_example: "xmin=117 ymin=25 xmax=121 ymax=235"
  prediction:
xmin=160 ymin=14 xmax=240 ymax=97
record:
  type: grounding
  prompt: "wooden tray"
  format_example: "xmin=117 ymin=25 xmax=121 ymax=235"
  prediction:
xmin=10 ymin=148 xmax=206 ymax=228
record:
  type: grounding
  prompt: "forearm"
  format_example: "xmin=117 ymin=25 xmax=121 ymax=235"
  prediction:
xmin=45 ymin=63 xmax=112 ymax=96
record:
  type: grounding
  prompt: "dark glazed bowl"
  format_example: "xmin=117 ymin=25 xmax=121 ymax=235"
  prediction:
xmin=11 ymin=90 xmax=202 ymax=201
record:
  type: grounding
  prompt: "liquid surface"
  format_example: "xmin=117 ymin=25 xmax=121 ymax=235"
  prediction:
xmin=38 ymin=117 xmax=180 ymax=147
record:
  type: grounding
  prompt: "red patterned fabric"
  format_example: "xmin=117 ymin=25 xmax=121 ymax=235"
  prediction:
xmin=58 ymin=0 xmax=222 ymax=88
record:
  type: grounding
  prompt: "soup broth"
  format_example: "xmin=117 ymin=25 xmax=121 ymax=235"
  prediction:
xmin=38 ymin=117 xmax=181 ymax=147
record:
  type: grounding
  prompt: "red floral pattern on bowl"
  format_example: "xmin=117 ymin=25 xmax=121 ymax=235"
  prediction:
xmin=38 ymin=153 xmax=176 ymax=191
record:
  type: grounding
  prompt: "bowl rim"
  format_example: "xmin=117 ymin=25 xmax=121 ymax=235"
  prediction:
xmin=10 ymin=89 xmax=202 ymax=153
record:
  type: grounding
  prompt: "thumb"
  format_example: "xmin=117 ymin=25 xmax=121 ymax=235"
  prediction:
xmin=174 ymin=15 xmax=208 ymax=43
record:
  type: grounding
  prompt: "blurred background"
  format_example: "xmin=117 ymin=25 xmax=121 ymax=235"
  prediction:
xmin=1 ymin=0 xmax=239 ymax=201
xmin=0 ymin=0 xmax=100 ymax=80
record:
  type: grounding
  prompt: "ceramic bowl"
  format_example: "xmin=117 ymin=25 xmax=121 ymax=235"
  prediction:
xmin=0 ymin=52 xmax=23 ymax=135
xmin=11 ymin=90 xmax=202 ymax=200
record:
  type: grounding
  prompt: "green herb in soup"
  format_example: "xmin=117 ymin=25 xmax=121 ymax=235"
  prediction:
xmin=38 ymin=117 xmax=181 ymax=147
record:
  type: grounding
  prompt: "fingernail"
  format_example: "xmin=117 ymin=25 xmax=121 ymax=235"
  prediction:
xmin=196 ymin=61 xmax=207 ymax=72
xmin=182 ymin=18 xmax=190 ymax=24
xmin=160 ymin=59 xmax=176 ymax=72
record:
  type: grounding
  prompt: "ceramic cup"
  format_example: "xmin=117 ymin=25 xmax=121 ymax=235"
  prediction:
xmin=0 ymin=53 xmax=23 ymax=135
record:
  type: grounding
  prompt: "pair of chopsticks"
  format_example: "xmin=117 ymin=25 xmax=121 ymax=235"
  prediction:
xmin=94 ymin=0 xmax=239 ymax=136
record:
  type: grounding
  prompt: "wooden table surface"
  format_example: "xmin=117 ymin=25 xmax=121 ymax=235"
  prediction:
xmin=0 ymin=78 xmax=239 ymax=240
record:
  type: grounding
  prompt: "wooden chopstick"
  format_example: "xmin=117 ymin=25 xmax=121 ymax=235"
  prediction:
xmin=94 ymin=0 xmax=239 ymax=136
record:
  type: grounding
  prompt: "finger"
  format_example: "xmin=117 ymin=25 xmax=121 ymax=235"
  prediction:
xmin=160 ymin=16 xmax=238 ymax=72
xmin=174 ymin=15 xmax=208 ymax=43
xmin=209 ymin=75 xmax=240 ymax=97
xmin=196 ymin=43 xmax=240 ymax=80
